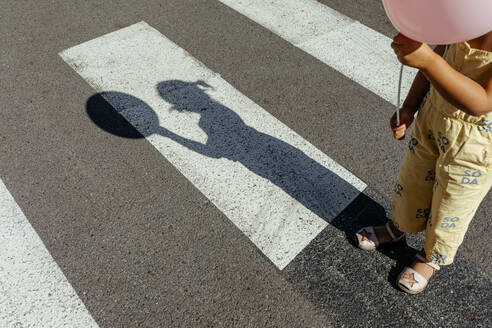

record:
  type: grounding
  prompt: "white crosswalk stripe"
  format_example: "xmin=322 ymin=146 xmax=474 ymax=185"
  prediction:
xmin=59 ymin=21 xmax=366 ymax=270
xmin=0 ymin=179 xmax=99 ymax=328
xmin=219 ymin=0 xmax=418 ymax=107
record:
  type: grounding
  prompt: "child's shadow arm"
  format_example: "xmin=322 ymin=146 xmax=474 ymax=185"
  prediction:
xmin=156 ymin=126 xmax=220 ymax=158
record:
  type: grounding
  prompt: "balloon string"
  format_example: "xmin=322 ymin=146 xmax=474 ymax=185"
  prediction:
xmin=397 ymin=64 xmax=404 ymax=126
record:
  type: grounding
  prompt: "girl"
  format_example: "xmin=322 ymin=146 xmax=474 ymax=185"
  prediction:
xmin=356 ymin=31 xmax=492 ymax=294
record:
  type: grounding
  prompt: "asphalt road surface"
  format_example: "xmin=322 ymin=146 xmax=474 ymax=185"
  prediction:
xmin=1 ymin=0 xmax=491 ymax=327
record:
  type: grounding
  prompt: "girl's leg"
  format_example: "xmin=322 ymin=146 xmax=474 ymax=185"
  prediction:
xmin=397 ymin=110 xmax=492 ymax=293
xmin=391 ymin=112 xmax=439 ymax=235
xmin=424 ymin=148 xmax=492 ymax=266
xmin=399 ymin=128 xmax=492 ymax=293
xmin=357 ymin=108 xmax=438 ymax=249
xmin=391 ymin=149 xmax=436 ymax=234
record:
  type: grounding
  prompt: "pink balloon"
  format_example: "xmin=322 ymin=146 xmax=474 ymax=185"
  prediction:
xmin=382 ymin=0 xmax=492 ymax=44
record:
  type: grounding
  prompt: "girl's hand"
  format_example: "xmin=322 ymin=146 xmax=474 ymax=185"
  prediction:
xmin=390 ymin=106 xmax=416 ymax=140
xmin=391 ymin=33 xmax=437 ymax=69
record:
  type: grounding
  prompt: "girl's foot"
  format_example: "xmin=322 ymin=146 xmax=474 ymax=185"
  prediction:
xmin=355 ymin=222 xmax=405 ymax=251
xmin=397 ymin=251 xmax=440 ymax=294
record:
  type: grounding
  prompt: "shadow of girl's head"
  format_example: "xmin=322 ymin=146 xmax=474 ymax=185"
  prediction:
xmin=156 ymin=80 xmax=214 ymax=113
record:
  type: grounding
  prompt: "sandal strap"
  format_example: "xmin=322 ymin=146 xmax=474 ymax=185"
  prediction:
xmin=415 ymin=253 xmax=440 ymax=271
xmin=385 ymin=222 xmax=397 ymax=240
xmin=385 ymin=222 xmax=405 ymax=242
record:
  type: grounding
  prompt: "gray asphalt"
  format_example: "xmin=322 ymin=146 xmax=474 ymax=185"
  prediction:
xmin=1 ymin=0 xmax=491 ymax=327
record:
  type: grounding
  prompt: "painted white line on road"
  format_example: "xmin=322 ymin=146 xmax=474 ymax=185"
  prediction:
xmin=219 ymin=0 xmax=418 ymax=106
xmin=59 ymin=22 xmax=366 ymax=269
xmin=0 ymin=179 xmax=99 ymax=328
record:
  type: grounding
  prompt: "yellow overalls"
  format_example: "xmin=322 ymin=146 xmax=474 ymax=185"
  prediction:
xmin=392 ymin=41 xmax=492 ymax=265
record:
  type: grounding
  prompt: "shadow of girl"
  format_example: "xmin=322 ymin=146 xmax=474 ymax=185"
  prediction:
xmin=86 ymin=80 xmax=366 ymax=225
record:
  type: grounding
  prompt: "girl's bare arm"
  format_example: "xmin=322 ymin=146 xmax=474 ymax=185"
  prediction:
xmin=421 ymin=52 xmax=492 ymax=116
xmin=392 ymin=34 xmax=492 ymax=116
